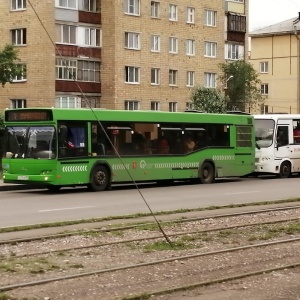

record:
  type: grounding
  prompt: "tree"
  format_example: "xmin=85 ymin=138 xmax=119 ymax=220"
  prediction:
xmin=0 ymin=44 xmax=22 ymax=87
xmin=219 ymin=60 xmax=263 ymax=112
xmin=190 ymin=86 xmax=227 ymax=113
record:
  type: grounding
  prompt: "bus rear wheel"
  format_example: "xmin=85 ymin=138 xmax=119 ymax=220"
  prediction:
xmin=88 ymin=165 xmax=109 ymax=191
xmin=278 ymin=161 xmax=291 ymax=178
xmin=199 ymin=162 xmax=215 ymax=184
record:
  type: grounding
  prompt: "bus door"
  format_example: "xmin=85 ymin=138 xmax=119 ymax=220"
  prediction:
xmin=275 ymin=120 xmax=293 ymax=160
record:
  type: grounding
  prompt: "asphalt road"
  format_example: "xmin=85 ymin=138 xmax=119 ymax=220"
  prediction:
xmin=1 ymin=176 xmax=300 ymax=228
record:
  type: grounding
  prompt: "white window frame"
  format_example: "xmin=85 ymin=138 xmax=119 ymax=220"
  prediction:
xmin=77 ymin=60 xmax=100 ymax=82
xmin=204 ymin=10 xmax=216 ymax=27
xmin=204 ymin=41 xmax=217 ymax=58
xmin=204 ymin=72 xmax=216 ymax=88
xmin=125 ymin=66 xmax=140 ymax=84
xmin=56 ymin=58 xmax=77 ymax=80
xmin=125 ymin=100 xmax=139 ymax=110
xmin=169 ymin=4 xmax=178 ymax=21
xmin=56 ymin=0 xmax=77 ymax=9
xmin=260 ymin=62 xmax=269 ymax=73
xmin=186 ymin=71 xmax=195 ymax=87
xmin=186 ymin=39 xmax=195 ymax=56
xmin=56 ymin=96 xmax=81 ymax=108
xmin=124 ymin=0 xmax=140 ymax=16
xmin=56 ymin=24 xmax=77 ymax=45
xmin=11 ymin=0 xmax=26 ymax=10
xmin=151 ymin=1 xmax=160 ymax=18
xmin=186 ymin=7 xmax=195 ymax=24
xmin=151 ymin=35 xmax=160 ymax=52
xmin=186 ymin=102 xmax=193 ymax=110
xmin=169 ymin=69 xmax=178 ymax=86
xmin=151 ymin=68 xmax=160 ymax=85
xmin=11 ymin=99 xmax=26 ymax=108
xmin=84 ymin=28 xmax=101 ymax=47
xmin=12 ymin=64 xmax=27 ymax=82
xmin=261 ymin=84 xmax=269 ymax=95
xmin=78 ymin=0 xmax=98 ymax=12
xmin=169 ymin=102 xmax=177 ymax=112
xmin=11 ymin=28 xmax=27 ymax=46
xmin=151 ymin=101 xmax=160 ymax=111
xmin=125 ymin=32 xmax=140 ymax=50
xmin=169 ymin=37 xmax=178 ymax=54
xmin=226 ymin=43 xmax=244 ymax=60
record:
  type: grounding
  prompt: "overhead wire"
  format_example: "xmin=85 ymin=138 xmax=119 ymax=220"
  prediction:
xmin=26 ymin=0 xmax=173 ymax=246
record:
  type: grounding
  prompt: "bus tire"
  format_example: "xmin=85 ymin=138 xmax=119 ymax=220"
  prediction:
xmin=88 ymin=165 xmax=109 ymax=191
xmin=278 ymin=161 xmax=291 ymax=178
xmin=46 ymin=185 xmax=61 ymax=192
xmin=199 ymin=162 xmax=215 ymax=184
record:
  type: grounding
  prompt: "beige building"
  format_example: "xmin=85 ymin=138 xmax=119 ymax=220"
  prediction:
xmin=249 ymin=14 xmax=300 ymax=114
xmin=0 ymin=0 xmax=248 ymax=112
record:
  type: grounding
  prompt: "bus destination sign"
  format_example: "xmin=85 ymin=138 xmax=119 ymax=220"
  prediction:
xmin=5 ymin=110 xmax=53 ymax=122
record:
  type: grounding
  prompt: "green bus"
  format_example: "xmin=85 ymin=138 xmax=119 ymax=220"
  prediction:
xmin=1 ymin=108 xmax=255 ymax=191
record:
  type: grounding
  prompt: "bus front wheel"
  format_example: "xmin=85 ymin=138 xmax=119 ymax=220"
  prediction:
xmin=199 ymin=162 xmax=215 ymax=184
xmin=278 ymin=161 xmax=291 ymax=178
xmin=88 ymin=165 xmax=109 ymax=191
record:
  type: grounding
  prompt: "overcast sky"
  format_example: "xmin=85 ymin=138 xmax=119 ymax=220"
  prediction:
xmin=249 ymin=0 xmax=300 ymax=31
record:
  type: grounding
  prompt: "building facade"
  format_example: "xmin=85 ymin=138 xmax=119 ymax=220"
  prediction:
xmin=249 ymin=14 xmax=300 ymax=114
xmin=0 ymin=0 xmax=248 ymax=112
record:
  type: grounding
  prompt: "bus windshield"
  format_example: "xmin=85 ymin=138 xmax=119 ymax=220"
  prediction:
xmin=254 ymin=119 xmax=275 ymax=148
xmin=5 ymin=126 xmax=56 ymax=159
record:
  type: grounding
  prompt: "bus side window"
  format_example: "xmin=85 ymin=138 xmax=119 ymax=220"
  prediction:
xmin=276 ymin=126 xmax=289 ymax=147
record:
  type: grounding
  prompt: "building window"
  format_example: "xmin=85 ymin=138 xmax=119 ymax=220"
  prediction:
xmin=169 ymin=69 xmax=178 ymax=86
xmin=187 ymin=71 xmax=195 ymax=87
xmin=186 ymin=39 xmax=195 ymax=56
xmin=81 ymin=96 xmax=100 ymax=108
xmin=260 ymin=62 xmax=269 ymax=73
xmin=169 ymin=37 xmax=178 ymax=53
xmin=84 ymin=28 xmax=101 ymax=47
xmin=186 ymin=102 xmax=193 ymax=110
xmin=11 ymin=0 xmax=26 ymax=10
xmin=56 ymin=59 xmax=77 ymax=80
xmin=77 ymin=61 xmax=100 ymax=82
xmin=204 ymin=72 xmax=216 ymax=88
xmin=169 ymin=4 xmax=178 ymax=21
xmin=12 ymin=64 xmax=27 ymax=82
xmin=78 ymin=0 xmax=99 ymax=12
xmin=56 ymin=0 xmax=77 ymax=9
xmin=125 ymin=66 xmax=140 ymax=83
xmin=261 ymin=84 xmax=269 ymax=95
xmin=186 ymin=7 xmax=195 ymax=24
xmin=228 ymin=14 xmax=246 ymax=33
xmin=125 ymin=32 xmax=140 ymax=50
xmin=11 ymin=99 xmax=26 ymax=108
xmin=204 ymin=10 xmax=216 ymax=26
xmin=151 ymin=35 xmax=160 ymax=52
xmin=232 ymin=0 xmax=244 ymax=2
xmin=124 ymin=0 xmax=140 ymax=16
xmin=151 ymin=1 xmax=160 ymax=18
xmin=169 ymin=102 xmax=177 ymax=112
xmin=204 ymin=41 xmax=217 ymax=57
xmin=151 ymin=68 xmax=160 ymax=85
xmin=56 ymin=96 xmax=81 ymax=108
xmin=226 ymin=43 xmax=244 ymax=60
xmin=151 ymin=101 xmax=160 ymax=111
xmin=11 ymin=28 xmax=27 ymax=46
xmin=125 ymin=100 xmax=139 ymax=110
xmin=56 ymin=24 xmax=77 ymax=44
xmin=260 ymin=104 xmax=269 ymax=114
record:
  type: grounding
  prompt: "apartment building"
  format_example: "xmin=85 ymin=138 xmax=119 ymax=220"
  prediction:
xmin=249 ymin=14 xmax=300 ymax=114
xmin=0 ymin=0 xmax=248 ymax=112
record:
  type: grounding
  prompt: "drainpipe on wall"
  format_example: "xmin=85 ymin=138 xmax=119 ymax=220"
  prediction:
xmin=294 ymin=20 xmax=300 ymax=113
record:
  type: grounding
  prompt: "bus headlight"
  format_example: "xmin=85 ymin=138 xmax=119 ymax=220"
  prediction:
xmin=40 ymin=170 xmax=51 ymax=175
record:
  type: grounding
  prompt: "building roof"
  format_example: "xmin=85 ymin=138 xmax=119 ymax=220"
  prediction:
xmin=249 ymin=16 xmax=300 ymax=37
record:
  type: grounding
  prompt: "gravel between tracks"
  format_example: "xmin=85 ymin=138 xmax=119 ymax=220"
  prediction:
xmin=1 ymin=207 xmax=300 ymax=300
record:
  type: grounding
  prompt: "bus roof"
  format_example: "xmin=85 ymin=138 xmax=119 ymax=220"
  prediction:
xmin=254 ymin=114 xmax=300 ymax=121
xmin=4 ymin=108 xmax=253 ymax=125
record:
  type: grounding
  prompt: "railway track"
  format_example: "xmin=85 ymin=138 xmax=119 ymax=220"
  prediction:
xmin=0 ymin=203 xmax=300 ymax=299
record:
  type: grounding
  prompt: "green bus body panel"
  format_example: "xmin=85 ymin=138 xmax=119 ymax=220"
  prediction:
xmin=2 ymin=108 xmax=255 ymax=187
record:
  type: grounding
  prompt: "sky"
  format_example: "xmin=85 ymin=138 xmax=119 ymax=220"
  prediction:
xmin=249 ymin=0 xmax=300 ymax=31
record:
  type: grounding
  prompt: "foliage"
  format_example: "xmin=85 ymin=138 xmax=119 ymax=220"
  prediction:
xmin=0 ymin=44 xmax=22 ymax=87
xmin=190 ymin=86 xmax=227 ymax=113
xmin=219 ymin=59 xmax=263 ymax=112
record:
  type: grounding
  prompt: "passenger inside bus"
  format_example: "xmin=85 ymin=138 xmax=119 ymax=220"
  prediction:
xmin=293 ymin=121 xmax=300 ymax=144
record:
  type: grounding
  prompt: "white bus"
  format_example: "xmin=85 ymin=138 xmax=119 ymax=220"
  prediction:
xmin=254 ymin=114 xmax=300 ymax=178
